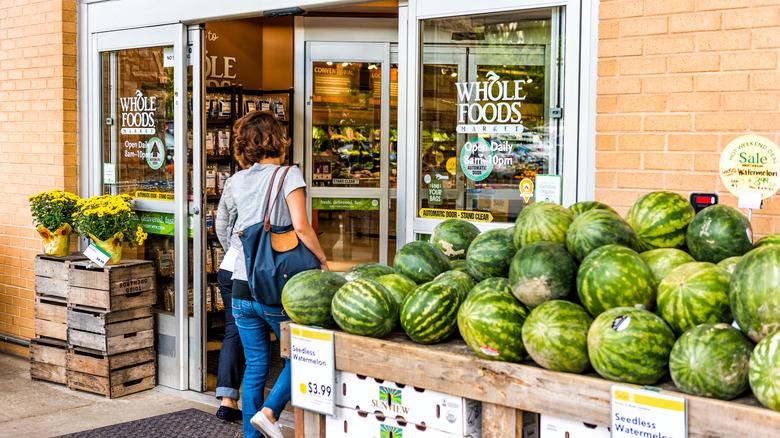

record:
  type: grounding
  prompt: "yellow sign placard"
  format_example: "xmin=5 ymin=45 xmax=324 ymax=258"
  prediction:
xmin=720 ymin=134 xmax=780 ymax=199
xmin=135 ymin=191 xmax=175 ymax=201
xmin=419 ymin=208 xmax=493 ymax=223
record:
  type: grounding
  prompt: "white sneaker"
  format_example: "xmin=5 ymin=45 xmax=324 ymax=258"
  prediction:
xmin=250 ymin=411 xmax=283 ymax=438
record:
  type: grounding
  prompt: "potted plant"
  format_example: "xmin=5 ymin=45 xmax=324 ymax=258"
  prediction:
xmin=29 ymin=189 xmax=80 ymax=256
xmin=72 ymin=194 xmax=148 ymax=264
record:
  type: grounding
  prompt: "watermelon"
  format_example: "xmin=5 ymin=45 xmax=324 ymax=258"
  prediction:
xmin=513 ymin=202 xmax=574 ymax=248
xmin=577 ymin=244 xmax=656 ymax=317
xmin=457 ymin=289 xmax=528 ymax=362
xmin=400 ymin=281 xmax=460 ymax=344
xmin=749 ymin=329 xmax=780 ymax=411
xmin=566 ymin=209 xmax=638 ymax=262
xmin=568 ymin=201 xmax=617 ymax=217
xmin=430 ymin=219 xmax=481 ymax=260
xmin=716 ymin=256 xmax=741 ymax=275
xmin=331 ymin=279 xmax=398 ymax=338
xmin=669 ymin=323 xmax=753 ymax=400
xmin=587 ymin=306 xmax=675 ymax=385
xmin=394 ymin=241 xmax=452 ymax=284
xmin=450 ymin=259 xmax=468 ymax=272
xmin=730 ymin=245 xmax=780 ymax=342
xmin=521 ymin=300 xmax=593 ymax=373
xmin=343 ymin=263 xmax=394 ymax=281
xmin=509 ymin=241 xmax=577 ymax=308
xmin=640 ymin=248 xmax=696 ymax=284
xmin=466 ymin=228 xmax=517 ymax=282
xmin=657 ymin=262 xmax=731 ymax=336
xmin=686 ymin=205 xmax=753 ymax=263
xmin=626 ymin=191 xmax=695 ymax=252
xmin=754 ymin=233 xmax=780 ymax=249
xmin=434 ymin=270 xmax=475 ymax=303
xmin=468 ymin=277 xmax=512 ymax=298
xmin=281 ymin=270 xmax=347 ymax=328
xmin=374 ymin=273 xmax=417 ymax=306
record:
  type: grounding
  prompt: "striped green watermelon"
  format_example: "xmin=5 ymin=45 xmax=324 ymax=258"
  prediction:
xmin=686 ymin=205 xmax=753 ymax=263
xmin=451 ymin=259 xmax=468 ymax=272
xmin=513 ymin=202 xmax=574 ymax=248
xmin=467 ymin=277 xmax=512 ymax=298
xmin=331 ymin=279 xmax=398 ymax=338
xmin=457 ymin=289 xmax=528 ymax=362
xmin=566 ymin=209 xmax=638 ymax=262
xmin=509 ymin=241 xmax=577 ymax=308
xmin=430 ymin=219 xmax=481 ymax=260
xmin=587 ymin=306 xmax=675 ymax=385
xmin=626 ymin=191 xmax=695 ymax=252
xmin=394 ymin=241 xmax=452 ymax=284
xmin=754 ymin=233 xmax=780 ymax=249
xmin=374 ymin=273 xmax=417 ymax=306
xmin=657 ymin=262 xmax=731 ymax=335
xmin=521 ymin=300 xmax=593 ymax=373
xmin=730 ymin=246 xmax=780 ymax=342
xmin=400 ymin=281 xmax=460 ymax=344
xmin=434 ymin=270 xmax=475 ymax=303
xmin=568 ymin=201 xmax=617 ymax=217
xmin=640 ymin=248 xmax=696 ymax=284
xmin=577 ymin=244 xmax=656 ymax=317
xmin=344 ymin=263 xmax=395 ymax=281
xmin=716 ymin=256 xmax=741 ymax=275
xmin=281 ymin=270 xmax=347 ymax=328
xmin=749 ymin=329 xmax=780 ymax=411
xmin=669 ymin=323 xmax=753 ymax=400
xmin=466 ymin=228 xmax=517 ymax=282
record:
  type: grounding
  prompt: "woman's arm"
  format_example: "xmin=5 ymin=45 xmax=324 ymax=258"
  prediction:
xmin=215 ymin=180 xmax=236 ymax=251
xmin=287 ymin=187 xmax=329 ymax=271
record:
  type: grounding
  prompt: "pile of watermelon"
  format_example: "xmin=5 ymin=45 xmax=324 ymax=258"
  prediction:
xmin=280 ymin=191 xmax=780 ymax=412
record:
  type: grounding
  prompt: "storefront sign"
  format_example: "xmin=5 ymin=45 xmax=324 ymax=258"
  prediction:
xmin=419 ymin=208 xmax=493 ymax=222
xmin=135 ymin=191 xmax=174 ymax=201
xmin=290 ymin=324 xmax=335 ymax=416
xmin=455 ymin=70 xmax=526 ymax=134
xmin=103 ymin=163 xmax=116 ymax=184
xmin=461 ymin=138 xmax=494 ymax=181
xmin=611 ymin=386 xmax=687 ymax=438
xmin=428 ymin=180 xmax=443 ymax=205
xmin=146 ymin=137 xmax=164 ymax=170
xmin=313 ymin=161 xmax=332 ymax=180
xmin=719 ymin=135 xmax=780 ymax=199
xmin=520 ymin=178 xmax=534 ymax=202
xmin=333 ymin=178 xmax=359 ymax=185
xmin=135 ymin=211 xmax=194 ymax=238
xmin=312 ymin=198 xmax=379 ymax=211
xmin=120 ymin=90 xmax=157 ymax=135
xmin=535 ymin=174 xmax=562 ymax=204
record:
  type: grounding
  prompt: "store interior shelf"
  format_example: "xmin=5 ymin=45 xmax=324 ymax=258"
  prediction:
xmin=280 ymin=323 xmax=780 ymax=438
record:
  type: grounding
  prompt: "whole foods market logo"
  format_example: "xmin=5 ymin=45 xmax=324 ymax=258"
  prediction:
xmin=120 ymin=90 xmax=157 ymax=135
xmin=455 ymin=71 xmax=526 ymax=134
xmin=372 ymin=386 xmax=408 ymax=414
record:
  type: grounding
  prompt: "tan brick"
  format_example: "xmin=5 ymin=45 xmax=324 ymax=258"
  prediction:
xmin=644 ymin=76 xmax=695 ymax=93
xmin=618 ymin=95 xmax=668 ymax=112
xmin=695 ymin=113 xmax=749 ymax=131
xmin=668 ymin=54 xmax=720 ymax=73
xmin=669 ymin=94 xmax=721 ymax=112
xmin=724 ymin=93 xmax=779 ymax=111
xmin=696 ymin=73 xmax=750 ymax=91
xmin=598 ymin=77 xmax=643 ymax=95
xmin=668 ymin=134 xmax=720 ymax=151
xmin=694 ymin=153 xmax=720 ymax=171
xmin=599 ymin=0 xmax=644 ymax=20
xmin=597 ymin=96 xmax=618 ymax=113
xmin=752 ymin=29 xmax=780 ymax=48
xmin=723 ymin=8 xmax=780 ymax=29
xmin=599 ymin=39 xmax=644 ymax=57
xmin=666 ymin=173 xmax=720 ymax=191
xmin=618 ymin=134 xmax=666 ymax=151
xmin=596 ymin=134 xmax=617 ymax=151
xmin=696 ymin=0 xmax=750 ymax=11
xmin=596 ymin=115 xmax=643 ymax=132
xmin=595 ymin=189 xmax=647 ymax=209
xmin=619 ymin=57 xmax=667 ymax=75
xmin=723 ymin=51 xmax=778 ymax=71
xmin=595 ymin=171 xmax=617 ymax=188
xmin=598 ymin=59 xmax=618 ymax=77
xmin=619 ymin=17 xmax=668 ymax=37
xmin=645 ymin=0 xmax=695 ymax=15
xmin=617 ymin=172 xmax=666 ymax=189
xmin=697 ymin=31 xmax=752 ymax=51
xmin=752 ymin=72 xmax=780 ymax=90
xmin=645 ymin=115 xmax=693 ymax=132
xmin=669 ymin=13 xmax=722 ymax=33
xmin=750 ymin=113 xmax=780 ymax=130
xmin=596 ymin=152 xmax=643 ymax=169
xmin=599 ymin=21 xmax=620 ymax=39
xmin=646 ymin=36 xmax=696 ymax=55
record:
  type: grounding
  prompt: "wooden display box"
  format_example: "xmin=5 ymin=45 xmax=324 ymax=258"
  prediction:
xmin=67 ymin=347 xmax=156 ymax=398
xmin=29 ymin=338 xmax=68 ymax=385
xmin=34 ymin=296 xmax=67 ymax=342
xmin=67 ymin=260 xmax=156 ymax=311
xmin=34 ymin=253 xmax=87 ymax=301
xmin=67 ymin=306 xmax=154 ymax=355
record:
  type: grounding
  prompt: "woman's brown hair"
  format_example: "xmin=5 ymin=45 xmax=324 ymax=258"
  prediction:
xmin=233 ymin=110 xmax=290 ymax=167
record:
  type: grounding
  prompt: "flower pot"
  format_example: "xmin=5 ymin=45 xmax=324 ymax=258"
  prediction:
xmin=37 ymin=223 xmax=72 ymax=257
xmin=89 ymin=232 xmax=124 ymax=265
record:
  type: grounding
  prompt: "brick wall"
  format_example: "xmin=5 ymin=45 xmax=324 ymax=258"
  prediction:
xmin=596 ymin=0 xmax=780 ymax=236
xmin=0 ymin=0 xmax=77 ymax=355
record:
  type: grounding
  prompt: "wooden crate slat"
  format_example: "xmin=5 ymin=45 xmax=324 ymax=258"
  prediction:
xmin=34 ymin=300 xmax=66 ymax=324
xmin=69 ymin=328 xmax=154 ymax=355
xmin=34 ymin=253 xmax=86 ymax=279
xmin=67 ymin=308 xmax=152 ymax=335
xmin=34 ymin=276 xmax=68 ymax=299
xmin=109 ymin=375 xmax=156 ymax=398
xmin=68 ymin=260 xmax=155 ymax=291
xmin=34 ymin=318 xmax=67 ymax=341
xmin=68 ymin=287 xmax=155 ymax=312
xmin=30 ymin=362 xmax=67 ymax=385
xmin=68 ymin=362 xmax=156 ymax=398
xmin=67 ymin=347 xmax=155 ymax=378
xmin=29 ymin=340 xmax=67 ymax=366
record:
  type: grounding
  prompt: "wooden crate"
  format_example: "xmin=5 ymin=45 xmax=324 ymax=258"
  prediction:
xmin=34 ymin=253 xmax=87 ymax=301
xmin=67 ymin=347 xmax=156 ymax=398
xmin=34 ymin=296 xmax=68 ymax=341
xmin=68 ymin=260 xmax=156 ymax=311
xmin=29 ymin=338 xmax=68 ymax=385
xmin=68 ymin=307 xmax=154 ymax=355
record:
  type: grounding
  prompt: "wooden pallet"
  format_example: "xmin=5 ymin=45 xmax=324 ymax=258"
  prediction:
xmin=67 ymin=347 xmax=156 ymax=398
xmin=67 ymin=260 xmax=156 ymax=311
xmin=67 ymin=306 xmax=154 ymax=355
xmin=34 ymin=296 xmax=68 ymax=342
xmin=29 ymin=338 xmax=68 ymax=385
xmin=34 ymin=253 xmax=87 ymax=301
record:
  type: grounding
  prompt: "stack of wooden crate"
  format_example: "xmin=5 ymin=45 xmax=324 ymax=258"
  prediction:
xmin=30 ymin=253 xmax=87 ymax=385
xmin=66 ymin=259 xmax=157 ymax=398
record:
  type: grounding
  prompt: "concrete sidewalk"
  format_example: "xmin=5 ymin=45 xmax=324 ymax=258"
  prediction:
xmin=0 ymin=351 xmax=295 ymax=438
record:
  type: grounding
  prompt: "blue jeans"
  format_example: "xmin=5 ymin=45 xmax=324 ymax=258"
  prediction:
xmin=233 ymin=296 xmax=291 ymax=438
xmin=216 ymin=269 xmax=244 ymax=401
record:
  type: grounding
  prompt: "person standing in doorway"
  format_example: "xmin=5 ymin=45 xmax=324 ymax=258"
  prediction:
xmin=216 ymin=111 xmax=329 ymax=438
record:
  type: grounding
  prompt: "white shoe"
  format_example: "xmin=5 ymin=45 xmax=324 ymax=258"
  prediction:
xmin=250 ymin=411 xmax=283 ymax=438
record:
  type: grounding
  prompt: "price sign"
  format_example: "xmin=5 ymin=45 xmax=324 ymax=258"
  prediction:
xmin=83 ymin=242 xmax=111 ymax=267
xmin=290 ymin=324 xmax=335 ymax=416
xmin=611 ymin=385 xmax=687 ymax=438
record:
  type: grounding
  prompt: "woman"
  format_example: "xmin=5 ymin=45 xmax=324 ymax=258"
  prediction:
xmin=216 ymin=110 xmax=329 ymax=438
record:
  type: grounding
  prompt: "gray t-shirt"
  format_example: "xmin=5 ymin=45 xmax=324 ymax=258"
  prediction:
xmin=215 ymin=164 xmax=307 ymax=281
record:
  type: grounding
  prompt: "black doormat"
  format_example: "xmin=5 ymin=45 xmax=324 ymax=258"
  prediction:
xmin=53 ymin=408 xmax=243 ymax=438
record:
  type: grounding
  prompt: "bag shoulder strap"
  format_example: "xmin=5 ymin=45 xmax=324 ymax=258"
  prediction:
xmin=263 ymin=166 xmax=292 ymax=231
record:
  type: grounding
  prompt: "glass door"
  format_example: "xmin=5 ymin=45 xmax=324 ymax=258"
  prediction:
xmin=305 ymin=42 xmax=392 ymax=270
xmin=92 ymin=24 xmax=206 ymax=391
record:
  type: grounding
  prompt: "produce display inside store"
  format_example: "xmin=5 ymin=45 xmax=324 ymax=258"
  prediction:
xmin=280 ymin=191 xmax=780 ymax=412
